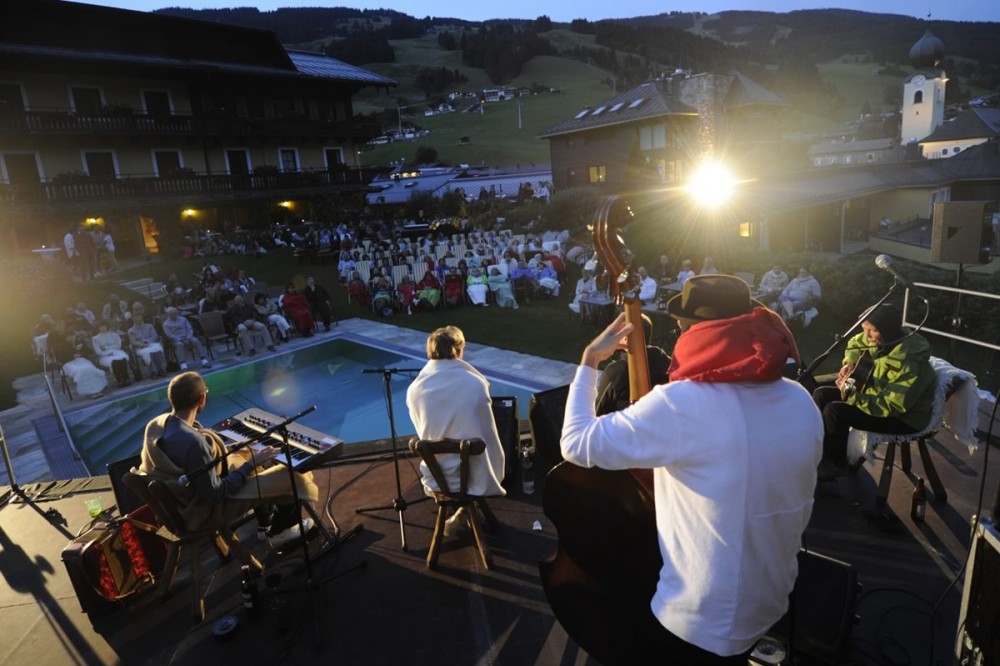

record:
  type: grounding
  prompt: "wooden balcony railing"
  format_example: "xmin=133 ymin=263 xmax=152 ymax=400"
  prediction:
xmin=0 ymin=168 xmax=383 ymax=205
xmin=0 ymin=108 xmax=381 ymax=140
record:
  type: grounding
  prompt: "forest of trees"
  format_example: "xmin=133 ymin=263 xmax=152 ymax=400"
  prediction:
xmin=459 ymin=23 xmax=554 ymax=84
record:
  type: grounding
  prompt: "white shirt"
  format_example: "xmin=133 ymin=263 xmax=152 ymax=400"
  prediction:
xmin=638 ymin=276 xmax=658 ymax=302
xmin=561 ymin=366 xmax=822 ymax=656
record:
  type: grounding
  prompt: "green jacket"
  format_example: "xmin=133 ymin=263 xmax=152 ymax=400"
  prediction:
xmin=842 ymin=331 xmax=936 ymax=431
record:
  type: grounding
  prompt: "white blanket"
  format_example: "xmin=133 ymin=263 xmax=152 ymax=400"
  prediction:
xmin=406 ymin=358 xmax=506 ymax=497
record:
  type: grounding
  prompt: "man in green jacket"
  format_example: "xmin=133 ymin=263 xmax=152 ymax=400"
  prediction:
xmin=813 ymin=304 xmax=936 ymax=479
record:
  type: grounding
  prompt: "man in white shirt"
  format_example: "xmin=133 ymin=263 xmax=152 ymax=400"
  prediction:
xmin=636 ymin=266 xmax=658 ymax=303
xmin=560 ymin=275 xmax=822 ymax=661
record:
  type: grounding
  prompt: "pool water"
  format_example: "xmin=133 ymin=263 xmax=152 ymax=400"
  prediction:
xmin=65 ymin=337 xmax=542 ymax=474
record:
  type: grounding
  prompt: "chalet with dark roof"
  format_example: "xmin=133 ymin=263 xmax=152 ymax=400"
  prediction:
xmin=0 ymin=1 xmax=396 ymax=253
xmin=538 ymin=71 xmax=788 ymax=192
xmin=919 ymin=108 xmax=1000 ymax=160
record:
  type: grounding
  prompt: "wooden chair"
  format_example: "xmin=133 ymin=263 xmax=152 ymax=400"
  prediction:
xmin=121 ymin=471 xmax=261 ymax=622
xmin=853 ymin=362 xmax=976 ymax=506
xmin=408 ymin=437 xmax=500 ymax=570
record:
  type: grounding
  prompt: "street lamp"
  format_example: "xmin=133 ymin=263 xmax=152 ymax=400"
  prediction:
xmin=686 ymin=158 xmax=738 ymax=209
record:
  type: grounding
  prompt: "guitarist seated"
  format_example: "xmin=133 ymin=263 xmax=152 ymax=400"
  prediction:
xmin=813 ymin=303 xmax=936 ymax=479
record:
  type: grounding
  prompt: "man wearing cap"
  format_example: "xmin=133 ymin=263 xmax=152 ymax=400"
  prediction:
xmin=812 ymin=303 xmax=936 ymax=479
xmin=561 ymin=274 xmax=822 ymax=662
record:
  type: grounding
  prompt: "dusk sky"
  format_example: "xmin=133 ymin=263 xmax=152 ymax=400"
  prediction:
xmin=82 ymin=0 xmax=1000 ymax=24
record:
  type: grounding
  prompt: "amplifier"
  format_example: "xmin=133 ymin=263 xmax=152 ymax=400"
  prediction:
xmin=956 ymin=517 xmax=1000 ymax=664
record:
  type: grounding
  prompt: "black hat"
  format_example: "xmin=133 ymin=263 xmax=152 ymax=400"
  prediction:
xmin=667 ymin=274 xmax=762 ymax=322
xmin=863 ymin=304 xmax=904 ymax=341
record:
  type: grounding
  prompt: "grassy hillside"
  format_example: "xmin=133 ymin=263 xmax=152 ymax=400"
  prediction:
xmin=358 ymin=55 xmax=611 ymax=168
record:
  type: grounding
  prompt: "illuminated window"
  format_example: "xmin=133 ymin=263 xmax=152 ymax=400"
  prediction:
xmin=609 ymin=102 xmax=624 ymax=112
xmin=591 ymin=106 xmax=607 ymax=116
xmin=628 ymin=98 xmax=645 ymax=109
xmin=588 ymin=165 xmax=606 ymax=183
xmin=574 ymin=109 xmax=589 ymax=119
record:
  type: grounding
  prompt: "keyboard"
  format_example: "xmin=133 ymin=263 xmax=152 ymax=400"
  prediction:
xmin=212 ymin=407 xmax=343 ymax=473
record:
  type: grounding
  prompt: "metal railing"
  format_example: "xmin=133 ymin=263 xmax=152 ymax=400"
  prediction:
xmin=903 ymin=282 xmax=1000 ymax=354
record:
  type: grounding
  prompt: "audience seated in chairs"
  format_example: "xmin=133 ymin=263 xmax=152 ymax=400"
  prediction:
xmin=128 ymin=313 xmax=169 ymax=379
xmin=346 ymin=270 xmax=370 ymax=307
xmin=700 ymin=256 xmax=720 ymax=275
xmin=92 ymin=319 xmax=133 ymax=387
xmin=226 ymin=295 xmax=275 ymax=357
xmin=280 ymin=284 xmax=315 ymax=337
xmin=779 ymin=267 xmax=822 ymax=327
xmin=414 ymin=270 xmax=443 ymax=311
xmin=304 ymin=276 xmax=333 ymax=332
xmin=536 ymin=261 xmax=561 ymax=298
xmin=636 ymin=266 xmax=658 ymax=304
xmin=371 ymin=271 xmax=395 ymax=316
xmin=252 ymin=293 xmax=291 ymax=343
xmin=652 ymin=254 xmax=674 ymax=286
xmin=466 ymin=267 xmax=489 ymax=307
xmin=397 ymin=274 xmax=417 ymax=315
xmin=162 ymin=307 xmax=212 ymax=369
xmin=443 ymin=268 xmax=465 ymax=307
xmin=568 ymin=268 xmax=598 ymax=314
xmin=48 ymin=319 xmax=108 ymax=397
xmin=676 ymin=259 xmax=696 ymax=286
xmin=487 ymin=267 xmax=519 ymax=309
xmin=101 ymin=293 xmax=131 ymax=332
xmin=509 ymin=260 xmax=537 ymax=304
xmin=756 ymin=265 xmax=789 ymax=308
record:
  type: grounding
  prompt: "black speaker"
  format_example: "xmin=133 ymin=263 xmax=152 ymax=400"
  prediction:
xmin=490 ymin=396 xmax=519 ymax=480
xmin=106 ymin=453 xmax=143 ymax=516
xmin=529 ymin=384 xmax=569 ymax=467
xmin=768 ymin=550 xmax=859 ymax=664
xmin=930 ymin=201 xmax=997 ymax=265
xmin=957 ymin=518 xmax=1000 ymax=664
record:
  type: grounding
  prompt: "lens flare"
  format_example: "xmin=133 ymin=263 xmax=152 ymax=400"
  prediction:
xmin=687 ymin=160 xmax=737 ymax=208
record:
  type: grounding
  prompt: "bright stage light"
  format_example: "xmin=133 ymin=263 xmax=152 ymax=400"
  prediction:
xmin=687 ymin=160 xmax=737 ymax=208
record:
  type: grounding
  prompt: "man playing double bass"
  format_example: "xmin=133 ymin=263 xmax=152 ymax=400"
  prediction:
xmin=560 ymin=275 xmax=823 ymax=663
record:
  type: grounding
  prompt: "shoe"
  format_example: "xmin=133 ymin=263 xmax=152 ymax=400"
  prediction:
xmin=817 ymin=459 xmax=847 ymax=481
xmin=267 ymin=518 xmax=314 ymax=550
xmin=180 ymin=362 xmax=189 ymax=371
xmin=267 ymin=345 xmax=276 ymax=352
xmin=803 ymin=309 xmax=818 ymax=328
xmin=201 ymin=358 xmax=210 ymax=368
xmin=443 ymin=508 xmax=467 ymax=538
xmin=249 ymin=348 xmax=257 ymax=357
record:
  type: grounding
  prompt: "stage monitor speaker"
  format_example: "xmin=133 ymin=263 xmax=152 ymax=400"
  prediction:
xmin=767 ymin=550 xmax=859 ymax=664
xmin=106 ymin=453 xmax=143 ymax=516
xmin=956 ymin=517 xmax=1000 ymax=664
xmin=491 ymin=396 xmax=519 ymax=480
xmin=930 ymin=201 xmax=997 ymax=265
xmin=529 ymin=384 xmax=569 ymax=468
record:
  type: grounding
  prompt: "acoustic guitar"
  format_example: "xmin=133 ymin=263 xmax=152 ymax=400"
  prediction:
xmin=840 ymin=351 xmax=875 ymax=399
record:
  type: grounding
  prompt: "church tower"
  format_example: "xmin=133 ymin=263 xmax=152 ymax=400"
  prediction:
xmin=900 ymin=28 xmax=947 ymax=145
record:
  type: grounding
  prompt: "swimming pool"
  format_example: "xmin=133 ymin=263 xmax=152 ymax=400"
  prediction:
xmin=64 ymin=336 xmax=543 ymax=474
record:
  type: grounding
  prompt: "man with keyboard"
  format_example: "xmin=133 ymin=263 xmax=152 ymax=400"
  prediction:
xmin=812 ymin=304 xmax=936 ymax=480
xmin=139 ymin=371 xmax=319 ymax=550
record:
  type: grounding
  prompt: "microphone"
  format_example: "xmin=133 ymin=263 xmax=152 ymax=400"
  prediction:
xmin=178 ymin=474 xmax=189 ymax=487
xmin=875 ymin=254 xmax=919 ymax=291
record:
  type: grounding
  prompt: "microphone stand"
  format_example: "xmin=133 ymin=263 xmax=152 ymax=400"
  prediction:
xmin=355 ymin=367 xmax=427 ymax=551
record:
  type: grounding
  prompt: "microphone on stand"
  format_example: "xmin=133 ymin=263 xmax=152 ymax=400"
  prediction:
xmin=875 ymin=254 xmax=921 ymax=293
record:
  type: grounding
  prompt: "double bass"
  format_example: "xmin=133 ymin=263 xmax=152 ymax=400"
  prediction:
xmin=539 ymin=196 xmax=664 ymax=664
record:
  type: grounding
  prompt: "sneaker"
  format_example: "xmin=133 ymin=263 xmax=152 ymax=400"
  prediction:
xmin=267 ymin=518 xmax=314 ymax=550
xmin=267 ymin=345 xmax=276 ymax=352
xmin=803 ymin=309 xmax=818 ymax=328
xmin=180 ymin=362 xmax=189 ymax=371
xmin=201 ymin=358 xmax=211 ymax=368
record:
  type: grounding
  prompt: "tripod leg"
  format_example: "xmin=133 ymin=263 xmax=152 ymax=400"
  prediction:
xmin=399 ymin=509 xmax=408 ymax=551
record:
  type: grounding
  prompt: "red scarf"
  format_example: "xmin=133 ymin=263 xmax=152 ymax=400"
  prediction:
xmin=668 ymin=308 xmax=800 ymax=383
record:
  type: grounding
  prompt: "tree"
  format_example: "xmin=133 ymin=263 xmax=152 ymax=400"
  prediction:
xmin=532 ymin=15 xmax=552 ymax=33
xmin=414 ymin=145 xmax=438 ymax=164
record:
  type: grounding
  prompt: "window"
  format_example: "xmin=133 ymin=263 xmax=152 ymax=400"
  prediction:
xmin=609 ymin=102 xmax=624 ymax=113
xmin=0 ymin=83 xmax=25 ymax=113
xmin=588 ymin=165 xmax=606 ymax=183
xmin=153 ymin=150 xmax=182 ymax=176
xmin=84 ymin=151 xmax=116 ymax=179
xmin=913 ymin=90 xmax=923 ymax=104
xmin=71 ymin=86 xmax=102 ymax=114
xmin=278 ymin=148 xmax=299 ymax=172
xmin=628 ymin=98 xmax=645 ymax=109
xmin=591 ymin=106 xmax=607 ymax=116
xmin=574 ymin=109 xmax=589 ymax=119
xmin=225 ymin=149 xmax=251 ymax=176
xmin=639 ymin=125 xmax=667 ymax=150
xmin=325 ymin=148 xmax=344 ymax=168
xmin=942 ymin=148 xmax=949 ymax=156
xmin=953 ymin=146 xmax=961 ymax=154
xmin=142 ymin=90 xmax=172 ymax=116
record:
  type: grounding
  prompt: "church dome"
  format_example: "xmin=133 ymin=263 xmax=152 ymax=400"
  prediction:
xmin=909 ymin=28 xmax=945 ymax=68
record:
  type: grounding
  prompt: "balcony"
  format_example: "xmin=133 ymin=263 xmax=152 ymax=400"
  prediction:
xmin=0 ymin=168 xmax=383 ymax=208
xmin=0 ymin=108 xmax=382 ymax=140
